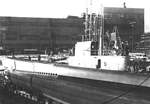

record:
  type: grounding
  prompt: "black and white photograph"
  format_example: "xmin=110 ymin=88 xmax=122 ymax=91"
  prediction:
xmin=0 ymin=0 xmax=150 ymax=104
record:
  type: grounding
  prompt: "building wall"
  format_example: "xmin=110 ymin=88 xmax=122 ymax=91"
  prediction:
xmin=0 ymin=16 xmax=83 ymax=52
xmin=138 ymin=33 xmax=150 ymax=54
xmin=104 ymin=7 xmax=144 ymax=52
xmin=0 ymin=7 xmax=144 ymax=53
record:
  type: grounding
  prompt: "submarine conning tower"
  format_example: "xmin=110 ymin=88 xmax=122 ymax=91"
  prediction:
xmin=67 ymin=6 xmax=129 ymax=71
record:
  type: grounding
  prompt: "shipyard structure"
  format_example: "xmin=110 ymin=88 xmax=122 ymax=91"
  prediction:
xmin=0 ymin=7 xmax=144 ymax=53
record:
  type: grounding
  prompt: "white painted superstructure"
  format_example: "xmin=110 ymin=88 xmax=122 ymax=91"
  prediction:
xmin=68 ymin=41 xmax=128 ymax=71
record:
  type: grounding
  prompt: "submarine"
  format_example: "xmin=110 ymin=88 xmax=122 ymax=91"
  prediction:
xmin=1 ymin=6 xmax=150 ymax=104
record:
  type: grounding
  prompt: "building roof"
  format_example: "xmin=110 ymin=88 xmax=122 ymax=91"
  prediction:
xmin=104 ymin=7 xmax=144 ymax=14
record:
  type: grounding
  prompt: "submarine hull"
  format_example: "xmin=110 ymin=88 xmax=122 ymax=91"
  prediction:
xmin=2 ymin=57 xmax=150 ymax=103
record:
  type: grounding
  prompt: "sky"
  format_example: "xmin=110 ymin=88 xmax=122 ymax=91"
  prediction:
xmin=0 ymin=0 xmax=149 ymax=32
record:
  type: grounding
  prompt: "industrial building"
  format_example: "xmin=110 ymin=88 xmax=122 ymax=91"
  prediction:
xmin=138 ymin=32 xmax=150 ymax=55
xmin=104 ymin=7 xmax=144 ymax=52
xmin=0 ymin=16 xmax=83 ymax=53
xmin=0 ymin=7 xmax=144 ymax=53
